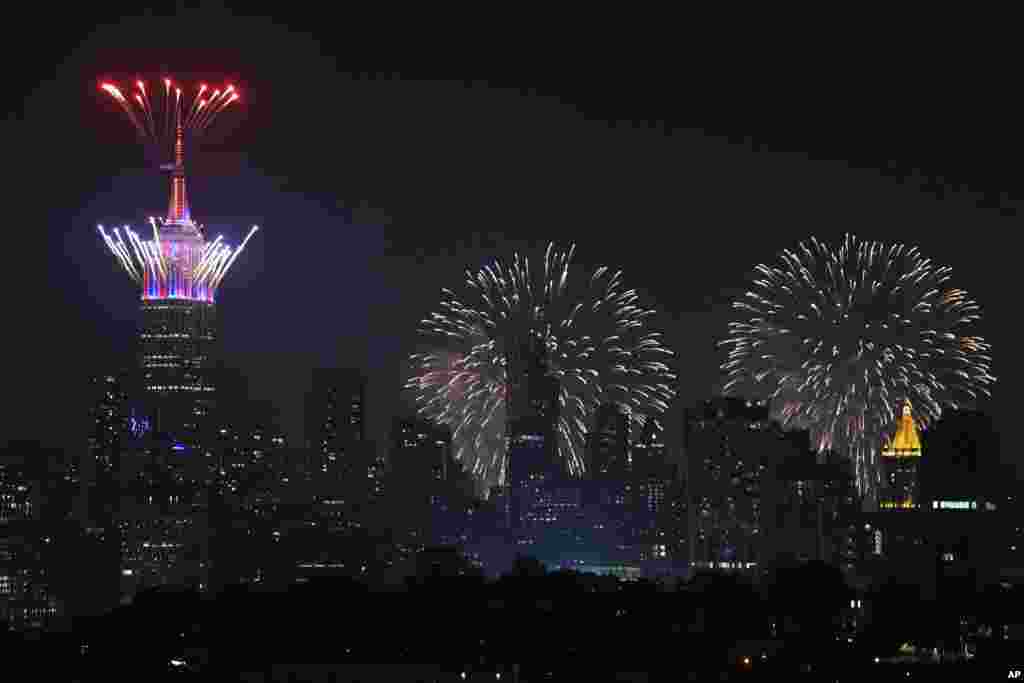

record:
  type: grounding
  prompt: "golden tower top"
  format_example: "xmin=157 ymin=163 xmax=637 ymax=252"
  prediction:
xmin=881 ymin=400 xmax=922 ymax=458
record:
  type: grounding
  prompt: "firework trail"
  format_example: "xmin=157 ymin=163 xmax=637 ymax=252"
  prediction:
xmin=100 ymin=77 xmax=239 ymax=161
xmin=97 ymin=224 xmax=259 ymax=302
xmin=408 ymin=243 xmax=677 ymax=497
xmin=719 ymin=233 xmax=995 ymax=494
xmin=97 ymin=75 xmax=256 ymax=302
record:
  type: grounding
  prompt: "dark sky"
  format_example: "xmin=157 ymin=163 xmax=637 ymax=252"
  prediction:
xmin=4 ymin=11 xmax=1019 ymax=471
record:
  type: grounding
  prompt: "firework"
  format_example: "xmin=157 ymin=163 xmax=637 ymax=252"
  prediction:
xmin=98 ymin=223 xmax=258 ymax=301
xmin=719 ymin=233 xmax=995 ymax=494
xmin=99 ymin=77 xmax=240 ymax=157
xmin=407 ymin=243 xmax=677 ymax=496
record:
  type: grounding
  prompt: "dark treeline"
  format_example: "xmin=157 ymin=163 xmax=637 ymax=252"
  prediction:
xmin=4 ymin=556 xmax=1024 ymax=681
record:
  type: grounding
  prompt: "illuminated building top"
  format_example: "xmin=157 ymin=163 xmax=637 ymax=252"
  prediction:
xmin=881 ymin=400 xmax=922 ymax=458
xmin=97 ymin=77 xmax=257 ymax=303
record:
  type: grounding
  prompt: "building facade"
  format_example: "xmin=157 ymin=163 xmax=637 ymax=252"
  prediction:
xmin=878 ymin=400 xmax=922 ymax=510
xmin=305 ymin=368 xmax=367 ymax=478
xmin=685 ymin=398 xmax=772 ymax=572
xmin=138 ymin=297 xmax=218 ymax=442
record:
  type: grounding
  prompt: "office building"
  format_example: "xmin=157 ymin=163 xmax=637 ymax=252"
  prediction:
xmin=305 ymin=368 xmax=366 ymax=477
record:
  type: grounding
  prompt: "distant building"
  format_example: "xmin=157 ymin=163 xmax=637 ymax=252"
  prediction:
xmin=115 ymin=437 xmax=211 ymax=600
xmin=91 ymin=135 xmax=260 ymax=603
xmin=878 ymin=400 xmax=923 ymax=510
xmin=685 ymin=398 xmax=772 ymax=572
xmin=392 ymin=418 xmax=459 ymax=546
xmin=588 ymin=404 xmax=631 ymax=478
xmin=765 ymin=445 xmax=864 ymax=573
xmin=922 ymin=409 xmax=999 ymax=511
xmin=0 ymin=464 xmax=36 ymax=524
xmin=505 ymin=335 xmax=561 ymax=534
xmin=585 ymin=403 xmax=635 ymax=564
xmin=0 ymin=444 xmax=74 ymax=630
xmin=82 ymin=374 xmax=133 ymax=528
xmin=305 ymin=369 xmax=366 ymax=478
xmin=395 ymin=418 xmax=451 ymax=483
xmin=0 ymin=525 xmax=62 ymax=630
xmin=862 ymin=406 xmax=1012 ymax=593
xmin=632 ymin=420 xmax=678 ymax=570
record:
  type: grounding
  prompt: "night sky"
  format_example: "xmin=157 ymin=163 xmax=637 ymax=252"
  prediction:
xmin=5 ymin=11 xmax=1018 ymax=472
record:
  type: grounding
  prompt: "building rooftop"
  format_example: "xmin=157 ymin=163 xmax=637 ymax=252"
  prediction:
xmin=881 ymin=400 xmax=922 ymax=458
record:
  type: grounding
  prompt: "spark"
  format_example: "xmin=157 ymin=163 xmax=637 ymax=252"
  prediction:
xmin=99 ymin=75 xmax=241 ymax=162
xmin=98 ymin=221 xmax=259 ymax=303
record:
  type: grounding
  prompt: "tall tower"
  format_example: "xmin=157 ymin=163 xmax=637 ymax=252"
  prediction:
xmin=98 ymin=78 xmax=258 ymax=444
xmin=503 ymin=332 xmax=560 ymax=536
xmin=879 ymin=400 xmax=923 ymax=510
xmin=305 ymin=368 xmax=367 ymax=477
xmin=588 ymin=403 xmax=630 ymax=479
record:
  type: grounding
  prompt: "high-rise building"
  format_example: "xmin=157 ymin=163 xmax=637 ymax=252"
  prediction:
xmin=392 ymin=418 xmax=454 ymax=543
xmin=395 ymin=418 xmax=451 ymax=483
xmin=584 ymin=403 xmax=634 ymax=563
xmin=0 ymin=444 xmax=74 ymax=630
xmin=879 ymin=400 xmax=923 ymax=510
xmin=504 ymin=335 xmax=561 ymax=538
xmin=632 ymin=421 xmax=677 ymax=571
xmin=766 ymin=446 xmax=864 ymax=572
xmin=86 ymin=374 xmax=130 ymax=480
xmin=922 ymin=410 xmax=998 ymax=510
xmin=0 ymin=465 xmax=35 ymax=524
xmin=97 ymin=109 xmax=258 ymax=446
xmin=81 ymin=373 xmax=135 ymax=529
xmin=0 ymin=526 xmax=62 ymax=630
xmin=94 ymin=78 xmax=257 ymax=606
xmin=685 ymin=398 xmax=772 ymax=572
xmin=633 ymin=419 xmax=672 ymax=514
xmin=114 ymin=434 xmax=212 ymax=600
xmin=138 ymin=296 xmax=218 ymax=441
xmin=588 ymin=404 xmax=631 ymax=479
xmin=305 ymin=368 xmax=367 ymax=477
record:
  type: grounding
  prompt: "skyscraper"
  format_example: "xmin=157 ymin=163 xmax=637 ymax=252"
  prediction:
xmin=82 ymin=373 xmax=134 ymax=529
xmin=392 ymin=417 xmax=479 ymax=550
xmin=766 ymin=447 xmax=863 ymax=571
xmin=685 ymin=398 xmax=771 ymax=572
xmin=0 ymin=444 xmax=77 ymax=630
xmin=305 ymin=368 xmax=367 ymax=478
xmin=588 ymin=404 xmax=631 ymax=479
xmin=922 ymin=409 xmax=998 ymax=510
xmin=583 ymin=403 xmax=635 ymax=566
xmin=97 ymin=98 xmax=258 ymax=445
xmin=394 ymin=418 xmax=452 ymax=488
xmin=632 ymin=420 xmax=676 ymax=570
xmin=504 ymin=334 xmax=561 ymax=536
xmin=96 ymin=81 xmax=258 ymax=603
xmin=879 ymin=400 xmax=923 ymax=510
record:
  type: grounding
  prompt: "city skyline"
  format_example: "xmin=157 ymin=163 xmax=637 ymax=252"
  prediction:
xmin=6 ymin=15 xmax=1014 ymax=479
xmin=4 ymin=12 xmax=1024 ymax=675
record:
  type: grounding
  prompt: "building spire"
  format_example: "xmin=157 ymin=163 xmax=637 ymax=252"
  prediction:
xmin=881 ymin=399 xmax=922 ymax=458
xmin=167 ymin=124 xmax=189 ymax=223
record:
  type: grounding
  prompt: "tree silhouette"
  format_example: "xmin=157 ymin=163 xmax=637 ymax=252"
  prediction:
xmin=772 ymin=560 xmax=848 ymax=665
